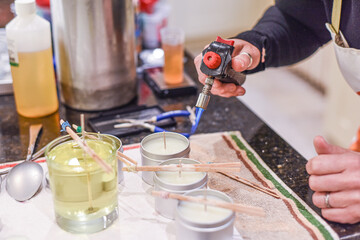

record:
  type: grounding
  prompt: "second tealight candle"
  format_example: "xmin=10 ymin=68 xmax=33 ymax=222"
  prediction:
xmin=154 ymin=158 xmax=208 ymax=219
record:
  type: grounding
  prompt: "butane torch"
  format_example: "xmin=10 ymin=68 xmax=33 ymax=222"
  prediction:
xmin=191 ymin=37 xmax=246 ymax=134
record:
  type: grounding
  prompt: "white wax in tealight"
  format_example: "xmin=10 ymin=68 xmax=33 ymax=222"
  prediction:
xmin=157 ymin=171 xmax=204 ymax=185
xmin=143 ymin=136 xmax=188 ymax=155
xmin=178 ymin=196 xmax=232 ymax=224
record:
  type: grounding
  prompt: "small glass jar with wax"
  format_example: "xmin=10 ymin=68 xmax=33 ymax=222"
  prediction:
xmin=45 ymin=133 xmax=118 ymax=234
xmin=104 ymin=134 xmax=124 ymax=183
xmin=154 ymin=158 xmax=208 ymax=219
xmin=175 ymin=189 xmax=235 ymax=240
xmin=141 ymin=132 xmax=190 ymax=185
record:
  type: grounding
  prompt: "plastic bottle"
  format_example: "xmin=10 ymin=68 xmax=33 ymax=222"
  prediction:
xmin=6 ymin=0 xmax=58 ymax=118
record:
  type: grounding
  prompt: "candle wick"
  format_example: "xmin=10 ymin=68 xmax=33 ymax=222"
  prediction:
xmin=204 ymin=182 xmax=208 ymax=212
xmin=163 ymin=131 xmax=166 ymax=150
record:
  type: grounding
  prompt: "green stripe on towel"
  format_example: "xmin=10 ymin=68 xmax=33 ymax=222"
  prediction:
xmin=231 ymin=134 xmax=333 ymax=240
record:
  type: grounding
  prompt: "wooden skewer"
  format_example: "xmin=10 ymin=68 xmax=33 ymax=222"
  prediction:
xmin=122 ymin=162 xmax=241 ymax=173
xmin=80 ymin=114 xmax=86 ymax=138
xmin=117 ymin=152 xmax=131 ymax=167
xmin=60 ymin=119 xmax=112 ymax=173
xmin=72 ymin=124 xmax=100 ymax=140
xmin=117 ymin=151 xmax=138 ymax=165
xmin=152 ymin=191 xmax=265 ymax=217
xmin=80 ymin=114 xmax=94 ymax=210
xmin=198 ymin=159 xmax=279 ymax=199
xmin=219 ymin=172 xmax=279 ymax=199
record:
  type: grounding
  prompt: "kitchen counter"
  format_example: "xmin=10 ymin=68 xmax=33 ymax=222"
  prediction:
xmin=0 ymin=52 xmax=359 ymax=239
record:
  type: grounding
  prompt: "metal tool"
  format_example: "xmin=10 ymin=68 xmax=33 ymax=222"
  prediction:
xmin=114 ymin=110 xmax=193 ymax=138
xmin=192 ymin=37 xmax=246 ymax=134
xmin=0 ymin=145 xmax=46 ymax=176
xmin=6 ymin=124 xmax=44 ymax=201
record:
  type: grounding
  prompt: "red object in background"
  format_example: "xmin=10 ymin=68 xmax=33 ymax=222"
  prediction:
xmin=140 ymin=0 xmax=158 ymax=14
xmin=36 ymin=0 xmax=50 ymax=7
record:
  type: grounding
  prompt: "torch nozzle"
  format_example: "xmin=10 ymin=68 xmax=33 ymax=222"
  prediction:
xmin=195 ymin=77 xmax=214 ymax=110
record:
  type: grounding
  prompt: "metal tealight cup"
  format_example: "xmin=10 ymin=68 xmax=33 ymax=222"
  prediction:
xmin=140 ymin=132 xmax=190 ymax=186
xmin=175 ymin=189 xmax=235 ymax=240
xmin=153 ymin=158 xmax=208 ymax=219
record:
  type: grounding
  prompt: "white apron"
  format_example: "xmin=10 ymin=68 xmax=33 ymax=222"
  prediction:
xmin=326 ymin=0 xmax=360 ymax=95
xmin=326 ymin=0 xmax=360 ymax=150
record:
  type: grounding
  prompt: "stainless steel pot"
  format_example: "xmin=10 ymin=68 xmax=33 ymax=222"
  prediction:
xmin=51 ymin=0 xmax=137 ymax=110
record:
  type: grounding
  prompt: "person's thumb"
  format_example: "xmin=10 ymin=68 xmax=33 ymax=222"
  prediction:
xmin=232 ymin=53 xmax=252 ymax=72
xmin=313 ymin=135 xmax=348 ymax=155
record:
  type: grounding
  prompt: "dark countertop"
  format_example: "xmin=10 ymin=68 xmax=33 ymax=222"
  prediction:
xmin=0 ymin=52 xmax=359 ymax=239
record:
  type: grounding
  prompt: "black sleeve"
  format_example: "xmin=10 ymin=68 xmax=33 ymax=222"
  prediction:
xmin=234 ymin=0 xmax=331 ymax=73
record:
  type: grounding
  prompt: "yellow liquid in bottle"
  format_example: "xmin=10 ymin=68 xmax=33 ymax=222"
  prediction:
xmin=10 ymin=48 xmax=59 ymax=118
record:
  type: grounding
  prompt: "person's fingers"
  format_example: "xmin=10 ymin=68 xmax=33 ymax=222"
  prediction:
xmin=313 ymin=136 xmax=349 ymax=155
xmin=309 ymin=171 xmax=360 ymax=192
xmin=194 ymin=54 xmax=207 ymax=85
xmin=231 ymin=41 xmax=260 ymax=72
xmin=321 ymin=205 xmax=360 ymax=224
xmin=211 ymin=80 xmax=246 ymax=97
xmin=306 ymin=154 xmax=348 ymax=175
xmin=312 ymin=190 xmax=360 ymax=209
xmin=232 ymin=54 xmax=251 ymax=72
xmin=211 ymin=86 xmax=245 ymax=97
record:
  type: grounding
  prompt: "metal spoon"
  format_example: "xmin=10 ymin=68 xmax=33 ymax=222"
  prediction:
xmin=6 ymin=124 xmax=44 ymax=201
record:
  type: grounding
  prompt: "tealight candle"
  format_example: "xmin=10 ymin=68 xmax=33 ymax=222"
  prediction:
xmin=154 ymin=158 xmax=207 ymax=219
xmin=142 ymin=135 xmax=188 ymax=155
xmin=141 ymin=132 xmax=190 ymax=185
xmin=176 ymin=189 xmax=235 ymax=240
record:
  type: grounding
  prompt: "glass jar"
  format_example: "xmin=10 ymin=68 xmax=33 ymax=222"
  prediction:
xmin=45 ymin=133 xmax=118 ymax=233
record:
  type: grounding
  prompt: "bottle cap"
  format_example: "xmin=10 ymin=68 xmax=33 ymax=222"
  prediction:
xmin=36 ymin=0 xmax=50 ymax=8
xmin=15 ymin=0 xmax=36 ymax=16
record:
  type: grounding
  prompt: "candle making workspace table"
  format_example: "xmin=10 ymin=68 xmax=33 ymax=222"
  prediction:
xmin=0 ymin=52 xmax=359 ymax=239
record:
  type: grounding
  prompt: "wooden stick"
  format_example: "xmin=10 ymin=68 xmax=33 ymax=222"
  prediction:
xmin=122 ymin=162 xmax=241 ymax=173
xmin=26 ymin=124 xmax=43 ymax=161
xmin=72 ymin=124 xmax=99 ymax=140
xmin=197 ymin=159 xmax=279 ymax=199
xmin=117 ymin=151 xmax=138 ymax=165
xmin=80 ymin=114 xmax=94 ymax=210
xmin=152 ymin=191 xmax=265 ymax=217
xmin=60 ymin=119 xmax=112 ymax=173
xmin=219 ymin=172 xmax=279 ymax=199
xmin=117 ymin=152 xmax=131 ymax=167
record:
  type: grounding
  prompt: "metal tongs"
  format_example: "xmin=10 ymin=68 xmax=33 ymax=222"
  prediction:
xmin=114 ymin=108 xmax=196 ymax=138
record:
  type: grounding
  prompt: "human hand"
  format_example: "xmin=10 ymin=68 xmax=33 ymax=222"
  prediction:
xmin=194 ymin=38 xmax=261 ymax=98
xmin=306 ymin=136 xmax=360 ymax=224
